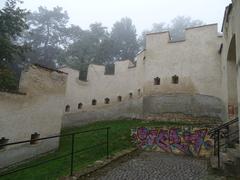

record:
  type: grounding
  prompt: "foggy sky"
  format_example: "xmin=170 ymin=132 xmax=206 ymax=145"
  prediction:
xmin=0 ymin=0 xmax=232 ymax=34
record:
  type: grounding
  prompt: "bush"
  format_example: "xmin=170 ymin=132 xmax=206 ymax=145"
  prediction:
xmin=0 ymin=67 xmax=18 ymax=91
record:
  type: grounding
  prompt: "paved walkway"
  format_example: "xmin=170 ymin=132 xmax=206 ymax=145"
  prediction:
xmin=83 ymin=152 xmax=208 ymax=180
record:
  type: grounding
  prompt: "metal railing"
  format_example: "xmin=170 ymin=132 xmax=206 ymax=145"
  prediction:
xmin=209 ymin=117 xmax=239 ymax=168
xmin=0 ymin=127 xmax=110 ymax=178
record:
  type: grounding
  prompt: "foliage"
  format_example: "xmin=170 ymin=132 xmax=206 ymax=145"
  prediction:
xmin=0 ymin=67 xmax=18 ymax=91
xmin=24 ymin=6 xmax=69 ymax=68
xmin=64 ymin=23 xmax=112 ymax=70
xmin=0 ymin=2 xmax=205 ymax=73
xmin=169 ymin=16 xmax=203 ymax=40
xmin=0 ymin=0 xmax=28 ymax=91
xmin=0 ymin=0 xmax=28 ymax=67
xmin=63 ymin=18 xmax=140 ymax=70
xmin=64 ymin=18 xmax=140 ymax=70
xmin=110 ymin=17 xmax=139 ymax=61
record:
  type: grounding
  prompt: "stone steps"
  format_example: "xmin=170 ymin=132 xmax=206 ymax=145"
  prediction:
xmin=235 ymin=144 xmax=240 ymax=151
xmin=210 ymin=145 xmax=240 ymax=177
xmin=210 ymin=152 xmax=229 ymax=169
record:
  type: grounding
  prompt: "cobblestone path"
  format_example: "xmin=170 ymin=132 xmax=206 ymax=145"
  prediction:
xmin=83 ymin=152 xmax=208 ymax=180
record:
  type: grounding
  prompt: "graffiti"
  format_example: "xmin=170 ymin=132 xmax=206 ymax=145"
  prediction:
xmin=131 ymin=127 xmax=213 ymax=157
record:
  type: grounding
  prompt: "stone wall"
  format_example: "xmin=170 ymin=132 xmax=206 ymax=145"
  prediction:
xmin=61 ymin=55 xmax=144 ymax=114
xmin=0 ymin=65 xmax=67 ymax=168
xmin=144 ymin=24 xmax=223 ymax=100
xmin=61 ymin=53 xmax=145 ymax=126
xmin=221 ymin=0 xmax=240 ymax=121
xmin=61 ymin=24 xmax=226 ymax=126
xmin=63 ymin=98 xmax=143 ymax=128
xmin=143 ymin=94 xmax=226 ymax=122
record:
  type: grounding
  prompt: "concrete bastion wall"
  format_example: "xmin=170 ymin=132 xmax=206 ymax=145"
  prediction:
xmin=143 ymin=94 xmax=226 ymax=121
xmin=62 ymin=93 xmax=226 ymax=128
xmin=62 ymin=98 xmax=143 ymax=128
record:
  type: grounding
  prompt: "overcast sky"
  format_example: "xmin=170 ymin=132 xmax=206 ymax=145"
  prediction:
xmin=0 ymin=0 xmax=232 ymax=34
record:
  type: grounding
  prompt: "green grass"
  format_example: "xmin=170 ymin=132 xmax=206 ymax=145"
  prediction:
xmin=0 ymin=119 xmax=200 ymax=180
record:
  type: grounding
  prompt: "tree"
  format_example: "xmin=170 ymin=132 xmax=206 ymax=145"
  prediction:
xmin=138 ymin=30 xmax=148 ymax=51
xmin=65 ymin=29 xmax=96 ymax=70
xmin=110 ymin=17 xmax=139 ymax=61
xmin=25 ymin=6 xmax=69 ymax=68
xmin=0 ymin=0 xmax=28 ymax=67
xmin=65 ymin=24 xmax=83 ymax=44
xmin=151 ymin=23 xmax=167 ymax=32
xmin=64 ymin=18 xmax=139 ymax=71
xmin=64 ymin=23 xmax=113 ymax=70
xmin=169 ymin=16 xmax=203 ymax=40
xmin=90 ymin=23 xmax=114 ymax=64
xmin=0 ymin=0 xmax=28 ymax=91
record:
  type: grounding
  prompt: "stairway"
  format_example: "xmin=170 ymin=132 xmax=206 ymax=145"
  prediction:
xmin=209 ymin=118 xmax=240 ymax=177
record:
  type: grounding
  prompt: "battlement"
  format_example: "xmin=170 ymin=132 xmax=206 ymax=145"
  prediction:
xmin=60 ymin=23 xmax=223 ymax=117
xmin=0 ymin=64 xmax=68 ymax=168
xmin=61 ymin=58 xmax=142 ymax=84
xmin=146 ymin=23 xmax=219 ymax=49
xmin=19 ymin=64 xmax=68 ymax=95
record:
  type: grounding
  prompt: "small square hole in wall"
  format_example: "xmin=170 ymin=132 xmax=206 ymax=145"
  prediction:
xmin=78 ymin=103 xmax=83 ymax=109
xmin=105 ymin=98 xmax=110 ymax=104
xmin=0 ymin=137 xmax=9 ymax=150
xmin=65 ymin=105 xmax=70 ymax=112
xmin=129 ymin=92 xmax=133 ymax=98
xmin=118 ymin=96 xmax=122 ymax=102
xmin=172 ymin=75 xmax=179 ymax=84
xmin=30 ymin=133 xmax=40 ymax=145
xmin=138 ymin=89 xmax=141 ymax=96
xmin=154 ymin=77 xmax=160 ymax=85
xmin=92 ymin=99 xmax=97 ymax=105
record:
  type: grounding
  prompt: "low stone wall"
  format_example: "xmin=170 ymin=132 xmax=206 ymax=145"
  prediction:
xmin=62 ymin=98 xmax=143 ymax=128
xmin=143 ymin=94 xmax=226 ymax=121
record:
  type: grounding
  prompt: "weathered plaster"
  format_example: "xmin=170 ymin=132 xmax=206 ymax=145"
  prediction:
xmin=221 ymin=1 xmax=240 ymax=122
xmin=0 ymin=65 xmax=67 ymax=168
xmin=62 ymin=24 xmax=226 ymax=125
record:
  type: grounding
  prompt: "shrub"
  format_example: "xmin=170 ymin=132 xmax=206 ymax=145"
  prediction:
xmin=0 ymin=67 xmax=18 ymax=91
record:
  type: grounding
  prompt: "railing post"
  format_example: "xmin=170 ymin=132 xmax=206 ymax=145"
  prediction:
xmin=70 ymin=133 xmax=75 ymax=176
xmin=107 ymin=127 xmax=109 ymax=159
xmin=217 ymin=130 xmax=220 ymax=168
xmin=213 ymin=134 xmax=216 ymax=155
xmin=226 ymin=126 xmax=230 ymax=147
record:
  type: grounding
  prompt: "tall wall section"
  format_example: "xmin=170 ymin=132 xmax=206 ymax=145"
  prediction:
xmin=221 ymin=0 xmax=240 ymax=121
xmin=62 ymin=24 xmax=227 ymax=126
xmin=144 ymin=24 xmax=222 ymax=98
xmin=142 ymin=24 xmax=226 ymax=121
xmin=61 ymin=54 xmax=145 ymax=127
xmin=0 ymin=65 xmax=67 ymax=168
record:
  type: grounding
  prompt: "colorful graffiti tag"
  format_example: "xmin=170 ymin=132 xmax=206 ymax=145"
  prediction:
xmin=131 ymin=127 xmax=213 ymax=157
